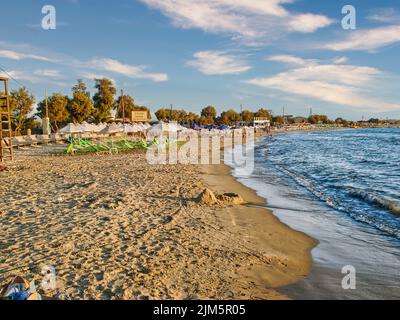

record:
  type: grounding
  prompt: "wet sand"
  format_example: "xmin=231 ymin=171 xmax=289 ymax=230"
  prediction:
xmin=0 ymin=146 xmax=316 ymax=300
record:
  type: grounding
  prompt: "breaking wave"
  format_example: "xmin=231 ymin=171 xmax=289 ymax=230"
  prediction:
xmin=349 ymin=188 xmax=400 ymax=216
xmin=261 ymin=128 xmax=400 ymax=239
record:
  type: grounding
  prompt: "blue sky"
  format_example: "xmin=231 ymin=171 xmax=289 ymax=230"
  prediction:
xmin=1 ymin=0 xmax=400 ymax=120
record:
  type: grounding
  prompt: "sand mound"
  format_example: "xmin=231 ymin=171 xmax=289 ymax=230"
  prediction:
xmin=217 ymin=193 xmax=246 ymax=205
xmin=196 ymin=188 xmax=220 ymax=205
xmin=196 ymin=189 xmax=246 ymax=206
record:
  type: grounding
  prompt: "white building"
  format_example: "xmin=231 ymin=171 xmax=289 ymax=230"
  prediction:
xmin=252 ymin=117 xmax=271 ymax=128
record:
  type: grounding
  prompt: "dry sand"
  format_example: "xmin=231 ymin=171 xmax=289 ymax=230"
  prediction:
xmin=0 ymin=146 xmax=316 ymax=300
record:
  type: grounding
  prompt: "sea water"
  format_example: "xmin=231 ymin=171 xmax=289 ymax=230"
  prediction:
xmin=228 ymin=128 xmax=400 ymax=299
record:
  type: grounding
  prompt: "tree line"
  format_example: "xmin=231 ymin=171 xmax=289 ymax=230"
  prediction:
xmin=3 ymin=76 xmax=358 ymax=135
xmin=5 ymin=78 xmax=149 ymax=135
xmin=155 ymin=106 xmax=273 ymax=126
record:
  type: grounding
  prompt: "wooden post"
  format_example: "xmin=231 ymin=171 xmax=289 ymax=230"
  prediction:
xmin=121 ymin=90 xmax=125 ymax=123
xmin=42 ymin=90 xmax=51 ymax=135
xmin=45 ymin=89 xmax=49 ymax=118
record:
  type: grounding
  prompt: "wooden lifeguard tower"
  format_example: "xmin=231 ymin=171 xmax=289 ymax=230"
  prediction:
xmin=0 ymin=77 xmax=13 ymax=162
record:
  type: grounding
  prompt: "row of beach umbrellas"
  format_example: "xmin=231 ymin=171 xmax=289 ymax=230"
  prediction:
xmin=58 ymin=122 xmax=151 ymax=134
xmin=58 ymin=121 xmax=250 ymax=136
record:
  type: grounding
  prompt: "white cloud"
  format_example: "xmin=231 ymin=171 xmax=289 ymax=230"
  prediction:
xmin=324 ymin=25 xmax=400 ymax=51
xmin=245 ymin=56 xmax=399 ymax=111
xmin=139 ymin=0 xmax=333 ymax=41
xmin=367 ymin=8 xmax=400 ymax=24
xmin=288 ymin=13 xmax=333 ymax=33
xmin=89 ymin=58 xmax=168 ymax=82
xmin=333 ymin=56 xmax=349 ymax=64
xmin=33 ymin=69 xmax=62 ymax=78
xmin=0 ymin=41 xmax=168 ymax=85
xmin=0 ymin=70 xmax=41 ymax=83
xmin=79 ymin=72 xmax=117 ymax=84
xmin=268 ymin=55 xmax=313 ymax=66
xmin=0 ymin=70 xmax=69 ymax=88
xmin=0 ymin=49 xmax=53 ymax=62
xmin=187 ymin=51 xmax=251 ymax=75
xmin=212 ymin=0 xmax=291 ymax=17
xmin=140 ymin=0 xmax=256 ymax=37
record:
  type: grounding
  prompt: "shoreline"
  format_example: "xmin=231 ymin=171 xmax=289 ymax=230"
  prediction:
xmin=227 ymin=127 xmax=400 ymax=299
xmin=198 ymin=164 xmax=318 ymax=299
xmin=200 ymin=127 xmax=350 ymax=298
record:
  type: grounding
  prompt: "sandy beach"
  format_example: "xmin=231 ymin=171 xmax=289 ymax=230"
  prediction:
xmin=0 ymin=146 xmax=316 ymax=300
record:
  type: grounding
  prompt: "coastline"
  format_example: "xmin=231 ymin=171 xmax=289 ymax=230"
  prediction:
xmin=227 ymin=128 xmax=400 ymax=299
xmin=198 ymin=164 xmax=318 ymax=298
xmin=6 ymin=128 xmax=397 ymax=299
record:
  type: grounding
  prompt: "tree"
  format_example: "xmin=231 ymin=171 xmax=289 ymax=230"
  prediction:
xmin=24 ymin=117 xmax=41 ymax=131
xmin=219 ymin=109 xmax=241 ymax=126
xmin=255 ymin=108 xmax=272 ymax=120
xmin=9 ymin=87 xmax=36 ymax=136
xmin=199 ymin=116 xmax=214 ymax=126
xmin=273 ymin=116 xmax=285 ymax=125
xmin=240 ymin=110 xmax=254 ymax=125
xmin=155 ymin=109 xmax=170 ymax=122
xmin=117 ymin=96 xmax=152 ymax=121
xmin=368 ymin=118 xmax=380 ymax=124
xmin=155 ymin=108 xmax=185 ymax=122
xmin=186 ymin=112 xmax=199 ymax=125
xmin=335 ymin=118 xmax=346 ymax=125
xmin=92 ymin=78 xmax=116 ymax=123
xmin=177 ymin=110 xmax=188 ymax=124
xmin=201 ymin=105 xmax=217 ymax=118
xmin=68 ymin=80 xmax=93 ymax=123
xmin=308 ymin=114 xmax=330 ymax=124
xmin=37 ymin=93 xmax=70 ymax=131
xmin=200 ymin=105 xmax=217 ymax=125
xmin=115 ymin=93 xmax=135 ymax=119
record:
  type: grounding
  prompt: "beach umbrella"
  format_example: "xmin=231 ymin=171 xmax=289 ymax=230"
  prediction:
xmin=58 ymin=123 xmax=84 ymax=134
xmin=148 ymin=122 xmax=169 ymax=133
xmin=99 ymin=123 xmax=124 ymax=134
xmin=137 ymin=123 xmax=147 ymax=131
xmin=147 ymin=122 xmax=174 ymax=139
xmin=123 ymin=124 xmax=143 ymax=133
xmin=80 ymin=121 xmax=98 ymax=133
xmin=121 ymin=124 xmax=133 ymax=133
xmin=96 ymin=123 xmax=108 ymax=132
xmin=135 ymin=124 xmax=146 ymax=132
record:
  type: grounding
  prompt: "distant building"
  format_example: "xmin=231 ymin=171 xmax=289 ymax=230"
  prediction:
xmin=252 ymin=117 xmax=271 ymax=128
